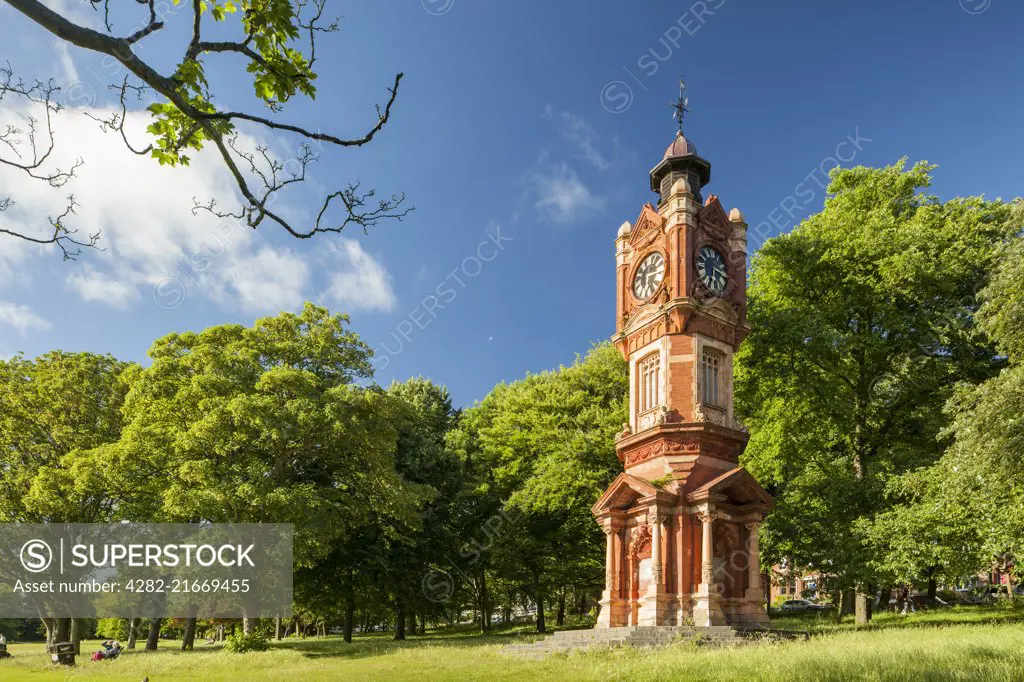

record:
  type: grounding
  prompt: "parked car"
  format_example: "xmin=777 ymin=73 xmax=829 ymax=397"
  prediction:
xmin=778 ymin=599 xmax=828 ymax=612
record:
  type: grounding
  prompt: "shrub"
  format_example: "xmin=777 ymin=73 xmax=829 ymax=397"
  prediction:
xmin=223 ymin=631 xmax=270 ymax=653
xmin=95 ymin=618 xmax=130 ymax=640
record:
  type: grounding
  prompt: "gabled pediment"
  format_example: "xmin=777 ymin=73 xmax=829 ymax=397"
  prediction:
xmin=687 ymin=467 xmax=773 ymax=508
xmin=592 ymin=472 xmax=675 ymax=515
xmin=628 ymin=204 xmax=666 ymax=250
xmin=698 ymin=195 xmax=731 ymax=237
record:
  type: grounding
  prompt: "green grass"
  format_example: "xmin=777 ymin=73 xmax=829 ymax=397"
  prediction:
xmin=2 ymin=608 xmax=1023 ymax=681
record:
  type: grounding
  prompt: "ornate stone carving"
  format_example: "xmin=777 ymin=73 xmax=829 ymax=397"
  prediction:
xmin=629 ymin=524 xmax=652 ymax=559
xmin=627 ymin=204 xmax=666 ymax=250
xmin=623 ymin=435 xmax=699 ymax=467
xmin=697 ymin=197 xmax=731 ymax=237
xmin=694 ymin=403 xmax=727 ymax=426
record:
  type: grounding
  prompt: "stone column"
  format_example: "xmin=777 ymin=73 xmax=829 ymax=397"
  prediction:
xmin=735 ymin=520 xmax=769 ymax=625
xmin=745 ymin=522 xmax=761 ymax=597
xmin=699 ymin=511 xmax=715 ymax=586
xmin=596 ymin=519 xmax=624 ymax=628
xmin=650 ymin=515 xmax=663 ymax=587
xmin=692 ymin=508 xmax=726 ymax=627
xmin=638 ymin=511 xmax=670 ymax=626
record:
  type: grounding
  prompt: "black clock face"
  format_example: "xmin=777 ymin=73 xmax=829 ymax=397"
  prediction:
xmin=632 ymin=252 xmax=665 ymax=300
xmin=697 ymin=246 xmax=727 ymax=294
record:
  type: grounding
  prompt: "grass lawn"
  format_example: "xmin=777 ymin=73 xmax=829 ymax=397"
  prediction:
xmin=2 ymin=607 xmax=1023 ymax=681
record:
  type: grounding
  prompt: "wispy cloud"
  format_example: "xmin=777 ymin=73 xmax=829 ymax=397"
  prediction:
xmin=0 ymin=302 xmax=51 ymax=334
xmin=321 ymin=239 xmax=396 ymax=312
xmin=527 ymin=160 xmax=606 ymax=223
xmin=553 ymin=110 xmax=610 ymax=171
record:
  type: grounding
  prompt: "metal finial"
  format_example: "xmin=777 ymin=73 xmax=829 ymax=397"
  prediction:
xmin=671 ymin=77 xmax=688 ymax=135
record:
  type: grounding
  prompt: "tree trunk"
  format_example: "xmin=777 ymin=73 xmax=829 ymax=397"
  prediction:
xmin=394 ymin=603 xmax=406 ymax=641
xmin=126 ymin=618 xmax=138 ymax=649
xmin=534 ymin=574 xmax=546 ymax=634
xmin=405 ymin=611 xmax=416 ymax=637
xmin=927 ymin=577 xmax=938 ymax=606
xmin=855 ymin=589 xmax=873 ymax=625
xmin=343 ymin=594 xmax=354 ymax=643
xmin=556 ymin=587 xmax=566 ymax=626
xmin=478 ymin=568 xmax=490 ymax=634
xmin=70 ymin=618 xmax=82 ymax=654
xmin=145 ymin=618 xmax=162 ymax=650
xmin=242 ymin=617 xmax=255 ymax=635
xmin=55 ymin=618 xmax=71 ymax=643
xmin=42 ymin=618 xmax=55 ymax=647
xmin=181 ymin=617 xmax=197 ymax=651
xmin=418 ymin=612 xmax=426 ymax=635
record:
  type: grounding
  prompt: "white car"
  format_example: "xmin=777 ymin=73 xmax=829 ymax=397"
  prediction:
xmin=778 ymin=599 xmax=828 ymax=612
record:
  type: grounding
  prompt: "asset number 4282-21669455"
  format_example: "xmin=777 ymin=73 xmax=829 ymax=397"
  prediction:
xmin=124 ymin=578 xmax=251 ymax=593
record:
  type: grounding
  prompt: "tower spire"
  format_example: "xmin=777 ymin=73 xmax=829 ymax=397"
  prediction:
xmin=671 ymin=77 xmax=688 ymax=136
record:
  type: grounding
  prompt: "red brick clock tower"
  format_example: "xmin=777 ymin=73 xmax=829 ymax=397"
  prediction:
xmin=592 ymin=105 xmax=772 ymax=628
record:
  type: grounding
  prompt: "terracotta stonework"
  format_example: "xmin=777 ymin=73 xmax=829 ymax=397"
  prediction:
xmin=593 ymin=129 xmax=772 ymax=628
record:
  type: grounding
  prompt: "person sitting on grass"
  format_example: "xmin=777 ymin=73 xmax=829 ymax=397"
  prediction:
xmin=91 ymin=640 xmax=122 ymax=661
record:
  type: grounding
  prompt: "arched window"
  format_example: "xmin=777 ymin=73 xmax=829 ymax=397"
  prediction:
xmin=637 ymin=352 xmax=660 ymax=414
xmin=701 ymin=348 xmax=723 ymax=407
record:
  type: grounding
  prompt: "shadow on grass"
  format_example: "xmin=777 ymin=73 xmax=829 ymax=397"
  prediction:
xmin=275 ymin=627 xmax=555 ymax=661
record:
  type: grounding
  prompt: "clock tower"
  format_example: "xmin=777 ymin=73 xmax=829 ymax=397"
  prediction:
xmin=592 ymin=102 xmax=772 ymax=628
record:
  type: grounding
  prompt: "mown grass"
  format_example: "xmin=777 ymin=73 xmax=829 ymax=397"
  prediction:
xmin=2 ymin=607 xmax=1023 ymax=681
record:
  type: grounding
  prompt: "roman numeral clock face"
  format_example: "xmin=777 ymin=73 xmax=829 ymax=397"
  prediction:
xmin=632 ymin=252 xmax=665 ymax=300
xmin=697 ymin=246 xmax=728 ymax=295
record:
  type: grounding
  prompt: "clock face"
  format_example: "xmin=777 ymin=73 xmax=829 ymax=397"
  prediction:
xmin=632 ymin=252 xmax=666 ymax=300
xmin=697 ymin=246 xmax=728 ymax=294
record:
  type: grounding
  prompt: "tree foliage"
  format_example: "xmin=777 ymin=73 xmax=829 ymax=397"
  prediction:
xmin=447 ymin=343 xmax=627 ymax=631
xmin=736 ymin=160 xmax=1020 ymax=595
xmin=869 ymin=220 xmax=1024 ymax=582
xmin=0 ymin=351 xmax=133 ymax=522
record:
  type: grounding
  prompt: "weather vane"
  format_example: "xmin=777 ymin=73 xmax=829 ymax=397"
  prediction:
xmin=671 ymin=77 xmax=689 ymax=135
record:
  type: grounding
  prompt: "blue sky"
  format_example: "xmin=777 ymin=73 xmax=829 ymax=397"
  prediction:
xmin=0 ymin=0 xmax=1022 ymax=406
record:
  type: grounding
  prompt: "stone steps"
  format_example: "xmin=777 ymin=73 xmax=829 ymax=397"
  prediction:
xmin=502 ymin=625 xmax=807 ymax=658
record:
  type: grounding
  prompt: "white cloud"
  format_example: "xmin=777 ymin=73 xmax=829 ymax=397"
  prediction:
xmin=528 ymin=161 xmax=606 ymax=223
xmin=66 ymin=266 xmax=138 ymax=308
xmin=556 ymin=111 xmax=609 ymax=171
xmin=55 ymin=42 xmax=78 ymax=83
xmin=322 ymin=239 xmax=395 ymax=312
xmin=0 ymin=302 xmax=51 ymax=334
xmin=0 ymin=92 xmax=397 ymax=317
xmin=212 ymin=247 xmax=310 ymax=314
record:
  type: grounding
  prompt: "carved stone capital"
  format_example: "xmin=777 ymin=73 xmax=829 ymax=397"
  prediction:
xmin=697 ymin=510 xmax=716 ymax=525
xmin=744 ymin=521 xmax=760 ymax=533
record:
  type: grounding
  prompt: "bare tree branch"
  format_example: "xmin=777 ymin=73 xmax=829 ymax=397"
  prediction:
xmin=0 ymin=194 xmax=101 ymax=261
xmin=1 ymin=0 xmax=409 ymax=255
xmin=0 ymin=62 xmax=94 ymax=258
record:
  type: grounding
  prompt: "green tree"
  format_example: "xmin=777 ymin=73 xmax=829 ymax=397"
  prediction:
xmin=735 ymin=161 xmax=1019 ymax=622
xmin=449 ymin=343 xmax=627 ymax=632
xmin=97 ymin=303 xmax=418 ymax=636
xmin=870 ymin=223 xmax=1024 ymax=592
xmin=0 ymin=351 xmax=133 ymax=646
